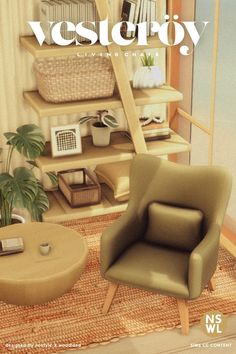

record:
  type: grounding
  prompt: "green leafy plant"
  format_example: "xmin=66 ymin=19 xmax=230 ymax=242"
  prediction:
xmin=0 ymin=124 xmax=55 ymax=227
xmin=79 ymin=110 xmax=119 ymax=128
xmin=141 ymin=53 xmax=155 ymax=69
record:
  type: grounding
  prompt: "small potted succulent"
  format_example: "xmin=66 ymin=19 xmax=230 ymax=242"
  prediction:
xmin=0 ymin=124 xmax=55 ymax=227
xmin=79 ymin=110 xmax=119 ymax=147
xmin=133 ymin=53 xmax=164 ymax=89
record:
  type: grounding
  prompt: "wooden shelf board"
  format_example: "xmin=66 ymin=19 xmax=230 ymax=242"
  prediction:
xmin=133 ymin=86 xmax=183 ymax=106
xmin=24 ymin=87 xmax=183 ymax=118
xmin=43 ymin=187 xmax=127 ymax=223
xmin=20 ymin=36 xmax=165 ymax=58
xmin=23 ymin=91 xmax=122 ymax=117
xmin=37 ymin=133 xmax=134 ymax=173
xmin=147 ymin=132 xmax=191 ymax=156
xmin=36 ymin=131 xmax=191 ymax=173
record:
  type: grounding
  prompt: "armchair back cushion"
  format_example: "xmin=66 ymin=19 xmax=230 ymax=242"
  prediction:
xmin=145 ymin=202 xmax=204 ymax=251
xmin=129 ymin=155 xmax=232 ymax=234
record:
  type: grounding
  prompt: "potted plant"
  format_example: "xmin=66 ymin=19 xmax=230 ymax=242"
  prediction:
xmin=79 ymin=110 xmax=119 ymax=147
xmin=0 ymin=124 xmax=54 ymax=227
xmin=133 ymin=53 xmax=164 ymax=89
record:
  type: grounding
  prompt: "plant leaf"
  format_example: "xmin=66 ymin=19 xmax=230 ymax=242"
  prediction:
xmin=4 ymin=124 xmax=45 ymax=159
xmin=0 ymin=167 xmax=38 ymax=209
xmin=46 ymin=172 xmax=58 ymax=186
xmin=102 ymin=115 xmax=119 ymax=128
xmin=27 ymin=160 xmax=38 ymax=168
xmin=78 ymin=116 xmax=97 ymax=125
xmin=29 ymin=182 xmax=49 ymax=221
xmin=141 ymin=53 xmax=155 ymax=67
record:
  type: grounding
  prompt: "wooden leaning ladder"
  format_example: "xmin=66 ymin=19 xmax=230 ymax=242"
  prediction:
xmin=95 ymin=0 xmax=148 ymax=155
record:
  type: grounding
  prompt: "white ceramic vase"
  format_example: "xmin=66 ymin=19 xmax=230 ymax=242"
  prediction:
xmin=133 ymin=66 xmax=164 ymax=89
xmin=91 ymin=123 xmax=111 ymax=147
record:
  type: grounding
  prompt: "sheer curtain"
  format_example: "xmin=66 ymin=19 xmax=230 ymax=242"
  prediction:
xmin=191 ymin=0 xmax=236 ymax=229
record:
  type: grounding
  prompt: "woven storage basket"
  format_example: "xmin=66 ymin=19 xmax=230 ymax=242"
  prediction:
xmin=34 ymin=57 xmax=116 ymax=103
xmin=58 ymin=169 xmax=101 ymax=207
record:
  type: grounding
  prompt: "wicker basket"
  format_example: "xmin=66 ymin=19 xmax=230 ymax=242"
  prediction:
xmin=34 ymin=57 xmax=116 ymax=103
xmin=58 ymin=169 xmax=101 ymax=207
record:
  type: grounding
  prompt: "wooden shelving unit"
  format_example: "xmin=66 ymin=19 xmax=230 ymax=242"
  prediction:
xmin=24 ymin=86 xmax=183 ymax=118
xmin=20 ymin=0 xmax=190 ymax=222
xmin=37 ymin=132 xmax=190 ymax=173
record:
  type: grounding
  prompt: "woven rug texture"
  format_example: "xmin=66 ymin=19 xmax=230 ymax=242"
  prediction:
xmin=0 ymin=213 xmax=236 ymax=354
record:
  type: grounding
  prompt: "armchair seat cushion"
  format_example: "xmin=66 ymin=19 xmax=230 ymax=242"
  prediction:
xmin=104 ymin=242 xmax=190 ymax=299
xmin=145 ymin=203 xmax=204 ymax=251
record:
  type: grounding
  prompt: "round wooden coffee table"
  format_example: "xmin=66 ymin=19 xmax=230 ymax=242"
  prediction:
xmin=0 ymin=222 xmax=88 ymax=305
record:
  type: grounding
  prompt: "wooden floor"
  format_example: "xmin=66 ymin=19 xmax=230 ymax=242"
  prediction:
xmin=221 ymin=228 xmax=236 ymax=258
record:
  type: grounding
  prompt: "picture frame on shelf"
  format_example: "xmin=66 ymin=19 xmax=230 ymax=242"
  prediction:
xmin=50 ymin=124 xmax=82 ymax=157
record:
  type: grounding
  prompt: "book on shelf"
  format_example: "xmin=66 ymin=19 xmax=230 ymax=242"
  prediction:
xmin=0 ymin=237 xmax=24 ymax=256
xmin=61 ymin=0 xmax=73 ymax=41
xmin=123 ymin=129 xmax=171 ymax=142
xmin=51 ymin=0 xmax=63 ymax=39
xmin=140 ymin=0 xmax=157 ymax=37
xmin=138 ymin=0 xmax=143 ymax=25
xmin=125 ymin=117 xmax=171 ymax=141
xmin=121 ymin=0 xmax=157 ymax=38
xmin=70 ymin=0 xmax=79 ymax=40
xmin=40 ymin=1 xmax=54 ymax=45
xmin=79 ymin=0 xmax=87 ymax=42
xmin=141 ymin=0 xmax=148 ymax=23
xmin=147 ymin=0 xmax=151 ymax=36
xmin=150 ymin=0 xmax=157 ymax=36
xmin=86 ymin=0 xmax=95 ymax=34
xmin=121 ymin=0 xmax=136 ymax=38
xmin=132 ymin=0 xmax=141 ymax=37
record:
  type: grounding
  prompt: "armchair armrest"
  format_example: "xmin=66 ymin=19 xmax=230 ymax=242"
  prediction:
xmin=100 ymin=208 xmax=141 ymax=276
xmin=188 ymin=223 xmax=221 ymax=299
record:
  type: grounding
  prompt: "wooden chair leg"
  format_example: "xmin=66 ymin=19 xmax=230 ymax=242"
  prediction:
xmin=177 ymin=299 xmax=189 ymax=335
xmin=208 ymin=277 xmax=216 ymax=292
xmin=102 ymin=283 xmax=119 ymax=314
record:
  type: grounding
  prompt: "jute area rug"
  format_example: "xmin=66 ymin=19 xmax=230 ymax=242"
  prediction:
xmin=0 ymin=213 xmax=236 ymax=354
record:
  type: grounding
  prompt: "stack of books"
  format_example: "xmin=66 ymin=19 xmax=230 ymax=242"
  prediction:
xmin=121 ymin=0 xmax=157 ymax=38
xmin=125 ymin=116 xmax=171 ymax=142
xmin=40 ymin=0 xmax=99 ymax=45
xmin=0 ymin=237 xmax=24 ymax=256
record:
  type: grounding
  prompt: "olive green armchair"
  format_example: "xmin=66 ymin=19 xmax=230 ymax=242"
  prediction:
xmin=100 ymin=155 xmax=232 ymax=334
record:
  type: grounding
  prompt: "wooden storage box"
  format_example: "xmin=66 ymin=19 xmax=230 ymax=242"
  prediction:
xmin=58 ymin=169 xmax=101 ymax=207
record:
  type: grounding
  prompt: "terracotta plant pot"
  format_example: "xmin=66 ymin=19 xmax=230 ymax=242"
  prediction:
xmin=91 ymin=123 xmax=111 ymax=147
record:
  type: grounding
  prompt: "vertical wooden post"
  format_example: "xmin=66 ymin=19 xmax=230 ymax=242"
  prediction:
xmin=167 ymin=0 xmax=181 ymax=162
xmin=167 ymin=0 xmax=181 ymax=124
xmin=208 ymin=0 xmax=220 ymax=165
xmin=95 ymin=0 xmax=147 ymax=154
xmin=177 ymin=0 xmax=195 ymax=165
